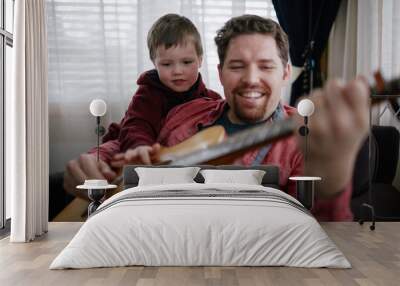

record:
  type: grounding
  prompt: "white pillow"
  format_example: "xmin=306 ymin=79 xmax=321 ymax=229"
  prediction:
xmin=135 ymin=167 xmax=200 ymax=186
xmin=200 ymin=169 xmax=266 ymax=185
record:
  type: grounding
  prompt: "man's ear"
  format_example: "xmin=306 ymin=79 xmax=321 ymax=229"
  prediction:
xmin=283 ymin=63 xmax=291 ymax=84
xmin=218 ymin=63 xmax=223 ymax=83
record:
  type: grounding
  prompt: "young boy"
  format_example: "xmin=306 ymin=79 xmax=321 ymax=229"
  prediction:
xmin=88 ymin=13 xmax=220 ymax=164
xmin=61 ymin=14 xmax=219 ymax=200
xmin=53 ymin=14 xmax=220 ymax=218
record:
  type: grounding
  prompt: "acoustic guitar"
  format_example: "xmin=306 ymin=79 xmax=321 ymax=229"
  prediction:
xmin=53 ymin=72 xmax=400 ymax=222
xmin=53 ymin=118 xmax=297 ymax=221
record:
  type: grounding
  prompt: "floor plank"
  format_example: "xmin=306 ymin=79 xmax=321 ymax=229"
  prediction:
xmin=1 ymin=222 xmax=400 ymax=286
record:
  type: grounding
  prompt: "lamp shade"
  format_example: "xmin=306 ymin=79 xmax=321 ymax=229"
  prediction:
xmin=89 ymin=99 xmax=107 ymax=117
xmin=297 ymin=98 xmax=315 ymax=117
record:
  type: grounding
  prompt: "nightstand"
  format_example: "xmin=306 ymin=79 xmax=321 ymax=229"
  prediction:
xmin=289 ymin=176 xmax=321 ymax=210
xmin=77 ymin=180 xmax=117 ymax=216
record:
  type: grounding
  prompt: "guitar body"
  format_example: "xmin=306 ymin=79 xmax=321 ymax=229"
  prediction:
xmin=52 ymin=197 xmax=90 ymax=222
xmin=52 ymin=126 xmax=226 ymax=222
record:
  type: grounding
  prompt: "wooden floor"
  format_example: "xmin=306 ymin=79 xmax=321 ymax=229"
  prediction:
xmin=1 ymin=222 xmax=400 ymax=286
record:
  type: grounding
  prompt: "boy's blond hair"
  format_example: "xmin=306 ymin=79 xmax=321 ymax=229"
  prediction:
xmin=147 ymin=14 xmax=203 ymax=61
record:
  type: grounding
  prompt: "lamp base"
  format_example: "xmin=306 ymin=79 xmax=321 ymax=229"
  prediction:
xmin=298 ymin=126 xmax=309 ymax=136
xmin=95 ymin=125 xmax=106 ymax=136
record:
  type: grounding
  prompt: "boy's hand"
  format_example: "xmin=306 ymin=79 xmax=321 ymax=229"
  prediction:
xmin=64 ymin=153 xmax=117 ymax=199
xmin=111 ymin=143 xmax=161 ymax=167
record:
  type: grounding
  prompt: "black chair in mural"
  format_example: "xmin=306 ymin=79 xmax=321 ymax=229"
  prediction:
xmin=352 ymin=125 xmax=400 ymax=220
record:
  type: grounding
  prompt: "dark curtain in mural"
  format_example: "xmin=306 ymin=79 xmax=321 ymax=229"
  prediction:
xmin=272 ymin=0 xmax=341 ymax=106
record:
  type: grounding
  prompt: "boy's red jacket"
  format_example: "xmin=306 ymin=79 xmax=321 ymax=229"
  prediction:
xmin=100 ymin=69 xmax=220 ymax=152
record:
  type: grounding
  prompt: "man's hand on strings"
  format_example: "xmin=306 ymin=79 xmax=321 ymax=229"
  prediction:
xmin=296 ymin=77 xmax=369 ymax=197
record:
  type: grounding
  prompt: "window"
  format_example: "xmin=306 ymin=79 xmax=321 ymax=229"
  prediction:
xmin=0 ymin=0 xmax=14 ymax=230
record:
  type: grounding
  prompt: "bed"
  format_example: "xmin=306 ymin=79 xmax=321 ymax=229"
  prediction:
xmin=50 ymin=165 xmax=350 ymax=269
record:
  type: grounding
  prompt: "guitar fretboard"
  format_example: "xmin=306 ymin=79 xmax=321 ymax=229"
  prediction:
xmin=170 ymin=118 xmax=296 ymax=165
xmin=371 ymin=77 xmax=400 ymax=98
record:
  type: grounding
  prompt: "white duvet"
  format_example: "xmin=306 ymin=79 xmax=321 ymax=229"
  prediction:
xmin=50 ymin=183 xmax=351 ymax=269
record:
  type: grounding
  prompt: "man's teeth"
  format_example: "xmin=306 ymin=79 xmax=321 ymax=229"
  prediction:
xmin=239 ymin=92 xmax=263 ymax=98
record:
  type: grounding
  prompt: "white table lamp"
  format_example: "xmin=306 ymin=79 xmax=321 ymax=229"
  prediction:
xmin=297 ymin=98 xmax=315 ymax=168
xmin=89 ymin=99 xmax=107 ymax=162
xmin=297 ymin=98 xmax=314 ymax=118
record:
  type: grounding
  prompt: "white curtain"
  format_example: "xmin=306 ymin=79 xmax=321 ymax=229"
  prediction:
xmin=46 ymin=0 xmax=278 ymax=173
xmin=327 ymin=0 xmax=357 ymax=82
xmin=357 ymin=0 xmax=400 ymax=127
xmin=329 ymin=0 xmax=400 ymax=125
xmin=328 ymin=0 xmax=400 ymax=187
xmin=7 ymin=0 xmax=49 ymax=242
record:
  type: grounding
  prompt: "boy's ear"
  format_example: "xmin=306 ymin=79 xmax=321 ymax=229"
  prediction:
xmin=151 ymin=60 xmax=156 ymax=68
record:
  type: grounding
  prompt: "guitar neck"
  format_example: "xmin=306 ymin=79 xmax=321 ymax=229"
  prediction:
xmin=169 ymin=74 xmax=400 ymax=166
xmin=111 ymin=73 xmax=400 ymax=182
xmin=371 ymin=73 xmax=400 ymax=97
xmin=170 ymin=118 xmax=296 ymax=166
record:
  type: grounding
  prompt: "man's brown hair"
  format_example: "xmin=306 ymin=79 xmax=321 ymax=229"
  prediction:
xmin=214 ymin=15 xmax=289 ymax=67
xmin=147 ymin=14 xmax=203 ymax=61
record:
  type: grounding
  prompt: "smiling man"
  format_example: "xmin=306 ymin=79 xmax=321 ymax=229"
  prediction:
xmin=116 ymin=15 xmax=369 ymax=221
xmin=219 ymin=33 xmax=289 ymax=124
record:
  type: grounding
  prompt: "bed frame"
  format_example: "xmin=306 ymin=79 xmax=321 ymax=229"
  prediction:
xmin=123 ymin=165 xmax=280 ymax=189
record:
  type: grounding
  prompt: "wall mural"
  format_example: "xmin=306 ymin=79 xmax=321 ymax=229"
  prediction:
xmin=47 ymin=0 xmax=400 ymax=226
